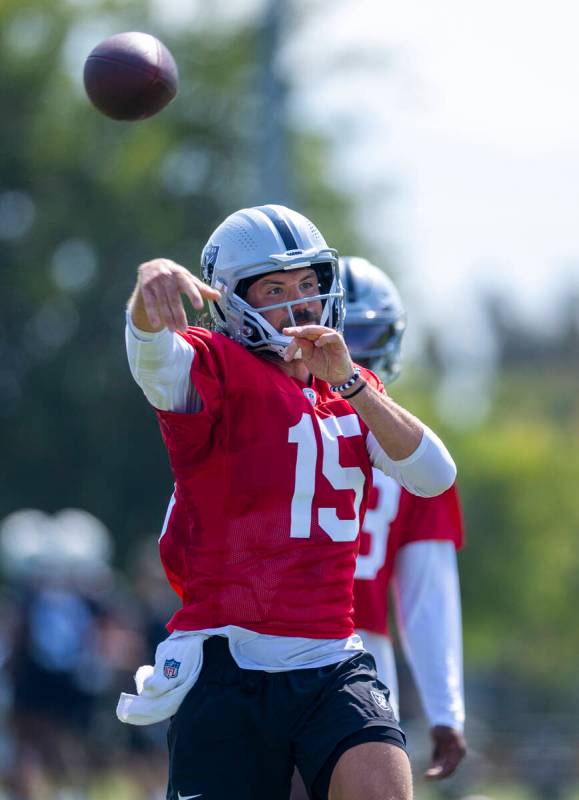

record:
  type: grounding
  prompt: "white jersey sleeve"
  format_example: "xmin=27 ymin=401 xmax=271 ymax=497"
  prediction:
xmin=125 ymin=313 xmax=201 ymax=413
xmin=391 ymin=539 xmax=465 ymax=731
xmin=366 ymin=425 xmax=457 ymax=498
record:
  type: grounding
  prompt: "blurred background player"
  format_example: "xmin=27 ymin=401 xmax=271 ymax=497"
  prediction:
xmin=342 ymin=256 xmax=467 ymax=780
xmin=0 ymin=509 xmax=167 ymax=800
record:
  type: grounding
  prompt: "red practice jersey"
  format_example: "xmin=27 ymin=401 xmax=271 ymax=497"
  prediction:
xmin=156 ymin=328 xmax=381 ymax=639
xmin=353 ymin=469 xmax=464 ymax=636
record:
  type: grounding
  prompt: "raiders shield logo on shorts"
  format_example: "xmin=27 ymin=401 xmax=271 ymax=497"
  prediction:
xmin=371 ymin=689 xmax=388 ymax=710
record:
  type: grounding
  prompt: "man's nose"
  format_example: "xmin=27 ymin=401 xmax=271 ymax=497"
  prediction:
xmin=287 ymin=285 xmax=309 ymax=305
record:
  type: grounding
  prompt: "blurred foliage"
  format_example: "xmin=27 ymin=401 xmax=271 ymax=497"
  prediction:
xmin=0 ymin=0 xmax=360 ymax=553
xmin=1 ymin=0 xmax=579 ymax=705
xmin=394 ymin=365 xmax=579 ymax=689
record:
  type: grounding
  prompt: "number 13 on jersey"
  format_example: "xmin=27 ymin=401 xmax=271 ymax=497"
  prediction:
xmin=288 ymin=412 xmax=365 ymax=543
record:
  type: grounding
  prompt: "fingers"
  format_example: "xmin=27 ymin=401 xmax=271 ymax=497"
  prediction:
xmin=160 ymin=280 xmax=187 ymax=331
xmin=313 ymin=331 xmax=343 ymax=348
xmin=283 ymin=326 xmax=346 ymax=351
xmin=424 ymin=727 xmax=466 ymax=781
xmin=176 ymin=272 xmax=204 ymax=312
xmin=283 ymin=338 xmax=311 ymax=362
xmin=424 ymin=754 xmax=461 ymax=780
xmin=151 ymin=263 xmax=185 ymax=330
xmin=141 ymin=268 xmax=183 ymax=332
xmin=176 ymin=271 xmax=222 ymax=318
xmin=138 ymin=259 xmax=221 ymax=332
xmin=424 ymin=760 xmax=449 ymax=780
xmin=282 ymin=325 xmax=353 ymax=384
xmin=283 ymin=324 xmax=334 ymax=340
xmin=140 ymin=282 xmax=161 ymax=329
xmin=188 ymin=273 xmax=222 ymax=302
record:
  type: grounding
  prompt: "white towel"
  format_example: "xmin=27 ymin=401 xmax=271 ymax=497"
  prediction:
xmin=116 ymin=630 xmax=209 ymax=725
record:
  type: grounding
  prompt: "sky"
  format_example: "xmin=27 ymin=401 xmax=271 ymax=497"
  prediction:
xmin=288 ymin=0 xmax=579 ymax=337
xmin=153 ymin=0 xmax=579 ymax=363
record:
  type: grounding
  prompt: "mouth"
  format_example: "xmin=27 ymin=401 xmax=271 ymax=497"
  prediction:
xmin=280 ymin=309 xmax=319 ymax=329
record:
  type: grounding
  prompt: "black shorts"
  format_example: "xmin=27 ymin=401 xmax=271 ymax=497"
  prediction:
xmin=166 ymin=636 xmax=406 ymax=800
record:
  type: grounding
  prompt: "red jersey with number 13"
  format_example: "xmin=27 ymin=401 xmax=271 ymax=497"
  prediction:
xmin=155 ymin=327 xmax=380 ymax=639
xmin=353 ymin=469 xmax=464 ymax=636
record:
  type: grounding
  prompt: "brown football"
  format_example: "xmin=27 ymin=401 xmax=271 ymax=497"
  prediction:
xmin=83 ymin=32 xmax=178 ymax=121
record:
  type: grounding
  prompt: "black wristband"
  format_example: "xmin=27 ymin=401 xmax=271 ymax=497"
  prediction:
xmin=342 ymin=380 xmax=368 ymax=400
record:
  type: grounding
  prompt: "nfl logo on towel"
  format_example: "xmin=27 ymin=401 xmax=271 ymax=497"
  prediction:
xmin=163 ymin=658 xmax=181 ymax=679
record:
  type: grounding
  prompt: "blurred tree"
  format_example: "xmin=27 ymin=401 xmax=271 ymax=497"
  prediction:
xmin=0 ymin=0 xmax=361 ymax=560
xmin=394 ymin=367 xmax=579 ymax=688
xmin=3 ymin=0 xmax=578 ymax=703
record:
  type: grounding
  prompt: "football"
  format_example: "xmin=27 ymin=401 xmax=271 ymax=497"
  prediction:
xmin=83 ymin=32 xmax=179 ymax=121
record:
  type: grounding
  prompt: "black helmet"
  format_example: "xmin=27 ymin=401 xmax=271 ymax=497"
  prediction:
xmin=340 ymin=256 xmax=406 ymax=383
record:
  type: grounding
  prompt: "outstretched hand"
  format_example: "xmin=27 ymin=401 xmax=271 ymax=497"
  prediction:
xmin=424 ymin=725 xmax=466 ymax=780
xmin=135 ymin=258 xmax=221 ymax=332
xmin=282 ymin=325 xmax=355 ymax=386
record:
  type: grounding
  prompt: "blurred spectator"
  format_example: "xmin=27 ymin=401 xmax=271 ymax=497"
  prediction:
xmin=0 ymin=509 xmax=144 ymax=799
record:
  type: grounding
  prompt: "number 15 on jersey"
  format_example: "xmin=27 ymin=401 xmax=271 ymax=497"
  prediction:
xmin=288 ymin=413 xmax=365 ymax=543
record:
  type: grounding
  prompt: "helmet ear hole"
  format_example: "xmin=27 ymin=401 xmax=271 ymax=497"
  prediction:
xmin=313 ymin=263 xmax=334 ymax=294
xmin=241 ymin=317 xmax=262 ymax=344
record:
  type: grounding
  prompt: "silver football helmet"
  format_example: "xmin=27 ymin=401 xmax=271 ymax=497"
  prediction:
xmin=200 ymin=204 xmax=344 ymax=356
xmin=340 ymin=256 xmax=406 ymax=383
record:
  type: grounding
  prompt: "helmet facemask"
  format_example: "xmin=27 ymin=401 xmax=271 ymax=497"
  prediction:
xmin=200 ymin=205 xmax=344 ymax=356
xmin=231 ymin=261 xmax=342 ymax=356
